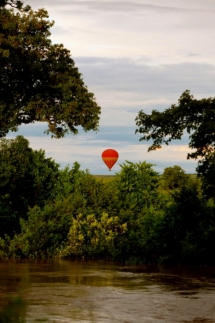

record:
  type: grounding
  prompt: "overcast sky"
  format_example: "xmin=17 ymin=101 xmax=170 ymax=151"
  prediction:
xmin=8 ymin=0 xmax=215 ymax=174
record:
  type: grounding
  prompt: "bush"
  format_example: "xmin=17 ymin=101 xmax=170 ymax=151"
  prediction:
xmin=9 ymin=163 xmax=119 ymax=258
xmin=62 ymin=212 xmax=127 ymax=259
xmin=0 ymin=136 xmax=60 ymax=237
xmin=162 ymin=165 xmax=188 ymax=190
xmin=10 ymin=200 xmax=72 ymax=258
xmin=54 ymin=162 xmax=118 ymax=217
xmin=151 ymin=179 xmax=215 ymax=264
xmin=115 ymin=161 xmax=160 ymax=213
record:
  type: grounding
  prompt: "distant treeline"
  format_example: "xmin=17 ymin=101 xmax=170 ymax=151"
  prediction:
xmin=1 ymin=136 xmax=215 ymax=265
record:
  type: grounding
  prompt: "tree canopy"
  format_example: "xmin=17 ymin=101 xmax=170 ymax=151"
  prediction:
xmin=0 ymin=1 xmax=101 ymax=138
xmin=0 ymin=0 xmax=29 ymax=10
xmin=135 ymin=90 xmax=215 ymax=161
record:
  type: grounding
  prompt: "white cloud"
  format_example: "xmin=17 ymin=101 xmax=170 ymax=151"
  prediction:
xmin=26 ymin=0 xmax=215 ymax=64
xmin=75 ymin=58 xmax=215 ymax=127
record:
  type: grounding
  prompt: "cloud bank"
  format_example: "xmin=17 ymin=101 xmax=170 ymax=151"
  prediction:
xmin=5 ymin=0 xmax=215 ymax=174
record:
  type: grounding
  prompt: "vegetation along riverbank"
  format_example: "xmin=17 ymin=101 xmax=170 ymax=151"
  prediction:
xmin=1 ymin=0 xmax=215 ymax=266
xmin=1 ymin=136 xmax=215 ymax=265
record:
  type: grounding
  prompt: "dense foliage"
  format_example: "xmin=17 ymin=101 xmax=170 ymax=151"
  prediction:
xmin=115 ymin=161 xmax=160 ymax=212
xmin=0 ymin=136 xmax=59 ymax=237
xmin=0 ymin=2 xmax=100 ymax=138
xmin=162 ymin=165 xmax=188 ymax=190
xmin=1 ymin=1 xmax=215 ymax=265
xmin=1 ymin=137 xmax=215 ymax=265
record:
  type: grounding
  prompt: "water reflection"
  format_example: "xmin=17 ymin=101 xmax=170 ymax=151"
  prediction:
xmin=0 ymin=260 xmax=215 ymax=322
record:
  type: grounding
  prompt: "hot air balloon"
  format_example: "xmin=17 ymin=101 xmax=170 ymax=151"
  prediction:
xmin=102 ymin=149 xmax=119 ymax=171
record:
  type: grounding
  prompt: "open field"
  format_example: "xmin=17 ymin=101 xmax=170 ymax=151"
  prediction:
xmin=93 ymin=175 xmax=115 ymax=182
xmin=93 ymin=174 xmax=197 ymax=183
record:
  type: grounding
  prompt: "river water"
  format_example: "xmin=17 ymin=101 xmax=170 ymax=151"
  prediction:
xmin=0 ymin=260 xmax=215 ymax=322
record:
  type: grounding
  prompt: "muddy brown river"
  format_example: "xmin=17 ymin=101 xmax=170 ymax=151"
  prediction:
xmin=0 ymin=260 xmax=215 ymax=322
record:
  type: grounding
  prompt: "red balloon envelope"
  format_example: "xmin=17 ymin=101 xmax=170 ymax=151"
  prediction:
xmin=102 ymin=149 xmax=119 ymax=171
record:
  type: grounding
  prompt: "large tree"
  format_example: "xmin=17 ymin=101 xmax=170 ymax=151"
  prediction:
xmin=135 ymin=90 xmax=215 ymax=195
xmin=135 ymin=90 xmax=215 ymax=160
xmin=0 ymin=1 xmax=101 ymax=138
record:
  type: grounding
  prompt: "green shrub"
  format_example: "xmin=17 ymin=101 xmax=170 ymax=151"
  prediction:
xmin=10 ymin=199 xmax=72 ymax=258
xmin=62 ymin=212 xmax=127 ymax=259
xmin=151 ymin=179 xmax=215 ymax=264
xmin=114 ymin=161 xmax=160 ymax=213
xmin=162 ymin=165 xmax=188 ymax=190
xmin=0 ymin=136 xmax=60 ymax=237
xmin=9 ymin=163 xmax=119 ymax=258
